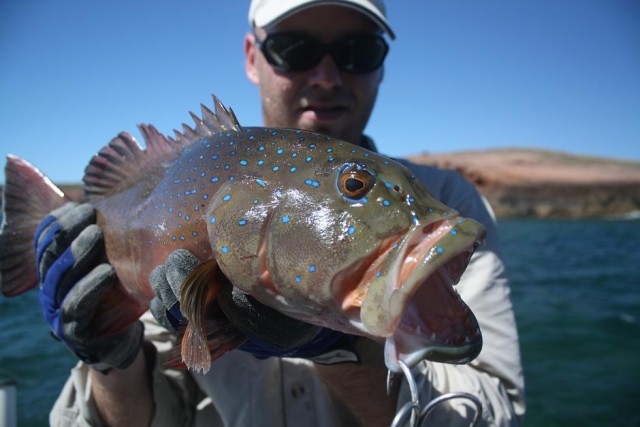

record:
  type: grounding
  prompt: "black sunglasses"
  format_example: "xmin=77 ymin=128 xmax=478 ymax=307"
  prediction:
xmin=255 ymin=32 xmax=389 ymax=74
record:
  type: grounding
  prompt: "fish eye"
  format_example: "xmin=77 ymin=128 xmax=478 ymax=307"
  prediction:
xmin=339 ymin=168 xmax=375 ymax=200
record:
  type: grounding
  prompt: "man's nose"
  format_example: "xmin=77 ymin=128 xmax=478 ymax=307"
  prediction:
xmin=307 ymin=54 xmax=343 ymax=88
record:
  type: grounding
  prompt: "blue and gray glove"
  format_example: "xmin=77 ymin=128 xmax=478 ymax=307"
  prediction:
xmin=150 ymin=249 xmax=359 ymax=364
xmin=35 ymin=202 xmax=143 ymax=373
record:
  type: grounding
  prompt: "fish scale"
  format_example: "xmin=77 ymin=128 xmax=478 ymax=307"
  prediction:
xmin=1 ymin=95 xmax=485 ymax=373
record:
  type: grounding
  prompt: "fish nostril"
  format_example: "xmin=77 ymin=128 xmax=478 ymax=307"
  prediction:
xmin=394 ymin=185 xmax=401 ymax=192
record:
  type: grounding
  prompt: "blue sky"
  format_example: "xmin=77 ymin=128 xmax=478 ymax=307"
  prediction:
xmin=1 ymin=0 xmax=639 ymax=184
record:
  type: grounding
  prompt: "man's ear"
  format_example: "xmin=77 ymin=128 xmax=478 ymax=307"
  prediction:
xmin=245 ymin=33 xmax=259 ymax=84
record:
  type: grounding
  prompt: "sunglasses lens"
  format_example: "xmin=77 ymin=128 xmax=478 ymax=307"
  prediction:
xmin=260 ymin=34 xmax=388 ymax=73
xmin=262 ymin=34 xmax=324 ymax=71
xmin=334 ymin=36 xmax=388 ymax=73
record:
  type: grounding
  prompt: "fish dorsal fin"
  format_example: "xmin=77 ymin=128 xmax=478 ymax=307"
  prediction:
xmin=83 ymin=124 xmax=183 ymax=200
xmin=173 ymin=95 xmax=242 ymax=143
xmin=83 ymin=95 xmax=241 ymax=201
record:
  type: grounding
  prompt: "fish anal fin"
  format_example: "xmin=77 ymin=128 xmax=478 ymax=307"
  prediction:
xmin=0 ymin=155 xmax=68 ymax=296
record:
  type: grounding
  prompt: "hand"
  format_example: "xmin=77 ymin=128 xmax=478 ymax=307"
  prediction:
xmin=36 ymin=202 xmax=143 ymax=372
xmin=150 ymin=249 xmax=359 ymax=364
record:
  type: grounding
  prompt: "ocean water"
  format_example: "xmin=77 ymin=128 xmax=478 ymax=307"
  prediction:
xmin=1 ymin=218 xmax=639 ymax=426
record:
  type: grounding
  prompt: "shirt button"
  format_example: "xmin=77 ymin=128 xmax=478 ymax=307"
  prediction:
xmin=291 ymin=383 xmax=306 ymax=398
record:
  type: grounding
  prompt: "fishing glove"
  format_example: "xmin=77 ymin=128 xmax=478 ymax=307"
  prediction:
xmin=35 ymin=202 xmax=143 ymax=373
xmin=150 ymin=249 xmax=359 ymax=365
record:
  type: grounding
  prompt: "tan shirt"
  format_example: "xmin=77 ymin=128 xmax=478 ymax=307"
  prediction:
xmin=50 ymin=162 xmax=525 ymax=426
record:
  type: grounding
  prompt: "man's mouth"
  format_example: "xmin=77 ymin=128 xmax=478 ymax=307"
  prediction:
xmin=300 ymin=104 xmax=349 ymax=122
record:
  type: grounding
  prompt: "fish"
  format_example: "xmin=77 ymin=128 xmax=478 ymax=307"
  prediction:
xmin=0 ymin=95 xmax=485 ymax=373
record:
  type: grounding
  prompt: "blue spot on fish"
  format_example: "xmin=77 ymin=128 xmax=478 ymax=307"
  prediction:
xmin=211 ymin=177 xmax=219 ymax=183
xmin=450 ymin=229 xmax=458 ymax=235
xmin=383 ymin=200 xmax=391 ymax=206
xmin=223 ymin=194 xmax=232 ymax=202
xmin=276 ymin=148 xmax=284 ymax=155
xmin=238 ymin=219 xmax=248 ymax=226
xmin=436 ymin=246 xmax=444 ymax=254
xmin=282 ymin=215 xmax=290 ymax=224
xmin=256 ymin=178 xmax=266 ymax=187
xmin=290 ymin=167 xmax=297 ymax=173
xmin=305 ymin=179 xmax=320 ymax=188
xmin=221 ymin=246 xmax=229 ymax=254
xmin=309 ymin=265 xmax=316 ymax=272
xmin=348 ymin=226 xmax=356 ymax=235
xmin=272 ymin=166 xmax=280 ymax=172
xmin=240 ymin=160 xmax=248 ymax=166
xmin=306 ymin=156 xmax=313 ymax=162
xmin=258 ymin=160 xmax=265 ymax=166
xmin=295 ymin=275 xmax=302 ymax=283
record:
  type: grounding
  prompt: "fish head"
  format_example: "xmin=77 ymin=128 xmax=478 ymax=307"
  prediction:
xmin=207 ymin=133 xmax=484 ymax=371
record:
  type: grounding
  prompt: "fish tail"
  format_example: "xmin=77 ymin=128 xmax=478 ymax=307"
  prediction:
xmin=1 ymin=155 xmax=68 ymax=297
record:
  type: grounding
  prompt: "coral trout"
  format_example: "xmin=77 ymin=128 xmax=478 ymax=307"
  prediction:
xmin=0 ymin=96 xmax=485 ymax=373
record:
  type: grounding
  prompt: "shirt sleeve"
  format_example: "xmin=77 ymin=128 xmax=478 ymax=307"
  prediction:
xmin=49 ymin=311 xmax=200 ymax=427
xmin=395 ymin=160 xmax=526 ymax=426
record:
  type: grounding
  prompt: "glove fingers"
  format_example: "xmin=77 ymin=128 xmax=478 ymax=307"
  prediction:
xmin=149 ymin=249 xmax=200 ymax=333
xmin=55 ymin=224 xmax=105 ymax=304
xmin=150 ymin=297 xmax=178 ymax=332
xmin=35 ymin=202 xmax=79 ymax=276
xmin=165 ymin=249 xmax=201 ymax=296
xmin=150 ymin=265 xmax=178 ymax=309
xmin=61 ymin=263 xmax=116 ymax=342
xmin=38 ymin=203 xmax=95 ymax=280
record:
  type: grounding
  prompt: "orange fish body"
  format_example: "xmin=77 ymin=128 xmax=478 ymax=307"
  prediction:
xmin=0 ymin=97 xmax=485 ymax=373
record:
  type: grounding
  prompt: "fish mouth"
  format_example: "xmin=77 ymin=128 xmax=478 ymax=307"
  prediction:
xmin=357 ymin=217 xmax=485 ymax=372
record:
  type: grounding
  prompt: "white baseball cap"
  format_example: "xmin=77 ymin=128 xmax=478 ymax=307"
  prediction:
xmin=248 ymin=0 xmax=395 ymax=40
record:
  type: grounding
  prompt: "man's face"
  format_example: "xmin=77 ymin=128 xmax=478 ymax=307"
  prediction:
xmin=245 ymin=5 xmax=385 ymax=145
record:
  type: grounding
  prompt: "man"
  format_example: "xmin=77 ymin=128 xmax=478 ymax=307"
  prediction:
xmin=42 ymin=1 xmax=525 ymax=426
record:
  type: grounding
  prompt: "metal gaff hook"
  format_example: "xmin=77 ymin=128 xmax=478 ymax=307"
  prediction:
xmin=387 ymin=361 xmax=483 ymax=427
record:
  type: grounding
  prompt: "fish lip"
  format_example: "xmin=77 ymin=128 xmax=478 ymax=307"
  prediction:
xmin=360 ymin=216 xmax=485 ymax=371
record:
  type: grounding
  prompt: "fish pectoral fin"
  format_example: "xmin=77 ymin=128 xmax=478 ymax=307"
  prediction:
xmin=179 ymin=259 xmax=225 ymax=374
xmin=165 ymin=317 xmax=246 ymax=371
